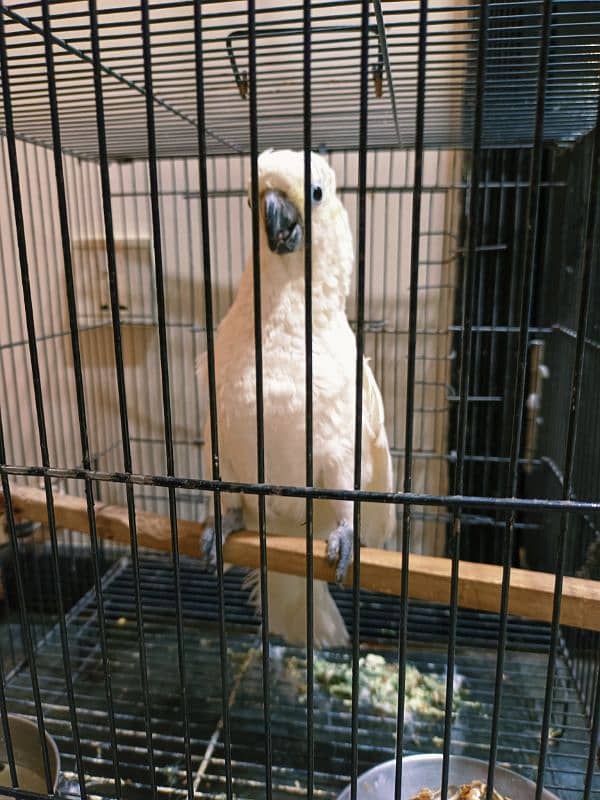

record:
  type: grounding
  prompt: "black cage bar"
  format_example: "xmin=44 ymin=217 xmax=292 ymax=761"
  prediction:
xmin=0 ymin=2 xmax=598 ymax=800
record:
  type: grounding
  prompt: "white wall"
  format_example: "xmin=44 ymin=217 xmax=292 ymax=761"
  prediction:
xmin=0 ymin=0 xmax=468 ymax=554
xmin=1 ymin=142 xmax=462 ymax=554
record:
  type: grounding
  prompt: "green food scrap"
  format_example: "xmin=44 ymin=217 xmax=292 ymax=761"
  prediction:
xmin=162 ymin=764 xmax=183 ymax=788
xmin=547 ymin=726 xmax=564 ymax=745
xmin=227 ymin=646 xmax=260 ymax=667
xmin=286 ymin=653 xmax=472 ymax=718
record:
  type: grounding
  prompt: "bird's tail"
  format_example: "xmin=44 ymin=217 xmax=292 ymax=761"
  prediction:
xmin=243 ymin=570 xmax=349 ymax=648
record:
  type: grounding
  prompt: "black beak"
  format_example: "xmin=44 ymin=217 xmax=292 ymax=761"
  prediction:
xmin=264 ymin=190 xmax=303 ymax=254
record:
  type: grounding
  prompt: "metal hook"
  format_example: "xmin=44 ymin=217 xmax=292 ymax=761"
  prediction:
xmin=225 ymin=24 xmax=385 ymax=101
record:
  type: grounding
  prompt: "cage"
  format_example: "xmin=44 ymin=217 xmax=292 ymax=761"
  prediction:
xmin=0 ymin=1 xmax=598 ymax=800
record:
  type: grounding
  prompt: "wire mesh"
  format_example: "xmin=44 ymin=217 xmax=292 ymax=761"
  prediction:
xmin=0 ymin=1 xmax=599 ymax=158
xmin=0 ymin=2 xmax=598 ymax=800
xmin=0 ymin=553 xmax=598 ymax=800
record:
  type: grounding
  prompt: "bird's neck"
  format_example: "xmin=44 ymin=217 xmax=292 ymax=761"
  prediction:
xmin=238 ymin=248 xmax=349 ymax=332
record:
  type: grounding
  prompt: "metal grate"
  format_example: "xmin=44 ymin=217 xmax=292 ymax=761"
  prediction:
xmin=0 ymin=1 xmax=599 ymax=159
xmin=0 ymin=1 xmax=598 ymax=799
xmin=2 ymin=553 xmax=598 ymax=800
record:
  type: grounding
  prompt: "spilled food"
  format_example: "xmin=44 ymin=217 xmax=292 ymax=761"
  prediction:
xmin=286 ymin=653 xmax=477 ymax=718
xmin=411 ymin=781 xmax=511 ymax=800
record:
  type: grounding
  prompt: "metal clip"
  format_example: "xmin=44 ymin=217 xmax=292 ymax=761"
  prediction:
xmin=372 ymin=62 xmax=383 ymax=98
xmin=226 ymin=25 xmax=384 ymax=101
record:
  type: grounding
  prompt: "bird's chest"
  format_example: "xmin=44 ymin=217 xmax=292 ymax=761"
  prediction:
xmin=215 ymin=317 xmax=354 ymax=463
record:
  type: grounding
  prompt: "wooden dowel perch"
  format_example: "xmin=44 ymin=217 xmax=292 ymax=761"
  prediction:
xmin=2 ymin=485 xmax=600 ymax=632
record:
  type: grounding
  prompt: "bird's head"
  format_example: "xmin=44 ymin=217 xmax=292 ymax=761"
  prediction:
xmin=248 ymin=149 xmax=351 ymax=262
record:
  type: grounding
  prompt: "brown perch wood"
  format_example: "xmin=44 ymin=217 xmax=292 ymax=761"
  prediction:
xmin=2 ymin=484 xmax=599 ymax=632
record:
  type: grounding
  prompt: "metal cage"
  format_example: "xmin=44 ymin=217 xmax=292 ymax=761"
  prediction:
xmin=0 ymin=1 xmax=598 ymax=800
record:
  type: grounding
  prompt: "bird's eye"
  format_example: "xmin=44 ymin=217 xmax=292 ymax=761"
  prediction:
xmin=311 ymin=184 xmax=323 ymax=205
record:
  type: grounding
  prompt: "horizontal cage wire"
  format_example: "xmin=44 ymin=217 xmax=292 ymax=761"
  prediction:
xmin=0 ymin=555 xmax=597 ymax=799
xmin=0 ymin=2 xmax=598 ymax=800
xmin=0 ymin=0 xmax=599 ymax=156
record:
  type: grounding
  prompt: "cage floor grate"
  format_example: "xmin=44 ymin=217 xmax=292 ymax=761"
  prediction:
xmin=3 ymin=553 xmax=598 ymax=800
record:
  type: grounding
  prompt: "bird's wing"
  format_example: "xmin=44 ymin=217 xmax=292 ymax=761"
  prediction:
xmin=361 ymin=358 xmax=395 ymax=546
xmin=362 ymin=357 xmax=386 ymax=444
xmin=196 ymin=349 xmax=211 ymax=419
xmin=196 ymin=349 xmax=208 ymax=388
xmin=196 ymin=349 xmax=211 ymax=476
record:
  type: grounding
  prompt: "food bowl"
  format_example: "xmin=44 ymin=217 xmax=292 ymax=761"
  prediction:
xmin=336 ymin=754 xmax=562 ymax=800
xmin=0 ymin=714 xmax=60 ymax=797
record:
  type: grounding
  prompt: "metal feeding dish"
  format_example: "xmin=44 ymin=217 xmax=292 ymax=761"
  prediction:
xmin=336 ymin=754 xmax=561 ymax=800
xmin=0 ymin=714 xmax=60 ymax=797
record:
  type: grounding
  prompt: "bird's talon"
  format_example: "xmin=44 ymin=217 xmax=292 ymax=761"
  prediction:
xmin=200 ymin=508 xmax=244 ymax=573
xmin=201 ymin=525 xmax=218 ymax=573
xmin=326 ymin=521 xmax=353 ymax=586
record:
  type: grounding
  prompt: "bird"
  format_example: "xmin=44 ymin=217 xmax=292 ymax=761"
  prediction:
xmin=198 ymin=148 xmax=394 ymax=648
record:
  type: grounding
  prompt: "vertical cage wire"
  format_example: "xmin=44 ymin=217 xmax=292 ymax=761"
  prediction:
xmin=534 ymin=127 xmax=600 ymax=726
xmin=246 ymin=2 xmax=273 ymax=796
xmin=0 ymin=2 xmax=87 ymax=793
xmin=488 ymin=0 xmax=552 ymax=797
xmin=536 ymin=75 xmax=600 ymax=800
xmin=349 ymin=3 xmax=370 ymax=798
xmin=193 ymin=1 xmax=233 ymax=797
xmin=0 ymin=2 xmax=598 ymax=800
xmin=302 ymin=1 xmax=315 ymax=797
xmin=88 ymin=0 xmax=157 ymax=794
xmin=442 ymin=0 xmax=489 ymax=795
xmin=140 ymin=3 xmax=194 ymax=798
xmin=395 ymin=0 xmax=428 ymax=797
xmin=40 ymin=2 xmax=121 ymax=794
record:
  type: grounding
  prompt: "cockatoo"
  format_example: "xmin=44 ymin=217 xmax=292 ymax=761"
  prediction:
xmin=198 ymin=149 xmax=394 ymax=647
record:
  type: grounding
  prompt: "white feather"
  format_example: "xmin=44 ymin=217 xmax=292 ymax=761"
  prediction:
xmin=199 ymin=150 xmax=394 ymax=646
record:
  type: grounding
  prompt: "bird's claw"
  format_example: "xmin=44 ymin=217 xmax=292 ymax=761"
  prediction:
xmin=201 ymin=507 xmax=244 ymax=573
xmin=326 ymin=521 xmax=353 ymax=586
xmin=201 ymin=527 xmax=218 ymax=571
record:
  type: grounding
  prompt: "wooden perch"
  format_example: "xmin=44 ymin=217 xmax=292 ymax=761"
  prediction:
xmin=2 ymin=484 xmax=600 ymax=632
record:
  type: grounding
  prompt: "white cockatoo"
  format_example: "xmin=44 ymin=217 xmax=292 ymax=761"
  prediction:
xmin=198 ymin=149 xmax=394 ymax=647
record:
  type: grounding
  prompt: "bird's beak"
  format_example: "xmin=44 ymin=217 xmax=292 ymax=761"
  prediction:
xmin=263 ymin=190 xmax=303 ymax=254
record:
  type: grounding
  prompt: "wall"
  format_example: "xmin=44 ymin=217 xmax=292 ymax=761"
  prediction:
xmin=1 ymin=142 xmax=462 ymax=555
xmin=0 ymin=0 xmax=467 ymax=555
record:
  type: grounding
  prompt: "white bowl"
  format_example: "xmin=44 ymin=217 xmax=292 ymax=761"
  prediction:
xmin=336 ymin=754 xmax=561 ymax=800
xmin=0 ymin=714 xmax=60 ymax=797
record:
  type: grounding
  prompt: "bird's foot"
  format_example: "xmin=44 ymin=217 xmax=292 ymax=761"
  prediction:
xmin=201 ymin=507 xmax=244 ymax=573
xmin=326 ymin=520 xmax=354 ymax=586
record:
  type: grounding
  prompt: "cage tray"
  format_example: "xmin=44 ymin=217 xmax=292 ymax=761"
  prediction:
xmin=1 ymin=553 xmax=597 ymax=800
